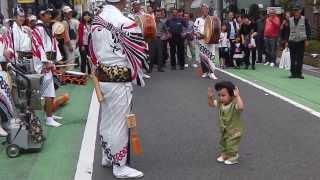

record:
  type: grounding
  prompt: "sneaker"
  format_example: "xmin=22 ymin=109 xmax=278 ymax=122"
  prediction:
xmin=53 ymin=115 xmax=63 ymax=120
xmin=0 ymin=126 xmax=8 ymax=137
xmin=113 ymin=165 xmax=144 ymax=179
xmin=192 ymin=64 xmax=198 ymax=68
xmin=46 ymin=119 xmax=62 ymax=127
xmin=217 ymin=155 xmax=226 ymax=163
xmin=270 ymin=63 xmax=275 ymax=67
xmin=143 ymin=74 xmax=151 ymax=79
xmin=209 ymin=73 xmax=218 ymax=80
xmin=224 ymin=154 xmax=239 ymax=165
xmin=201 ymin=73 xmax=208 ymax=78
xmin=184 ymin=64 xmax=189 ymax=68
xmin=264 ymin=62 xmax=270 ymax=65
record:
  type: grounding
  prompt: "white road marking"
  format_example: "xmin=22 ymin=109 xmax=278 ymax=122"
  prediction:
xmin=216 ymin=68 xmax=320 ymax=118
xmin=74 ymin=92 xmax=100 ymax=180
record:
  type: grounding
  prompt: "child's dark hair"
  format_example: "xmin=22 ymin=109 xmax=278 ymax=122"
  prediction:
xmin=214 ymin=81 xmax=236 ymax=96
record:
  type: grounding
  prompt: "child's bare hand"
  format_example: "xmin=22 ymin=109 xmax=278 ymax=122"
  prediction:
xmin=208 ymin=87 xmax=214 ymax=98
xmin=234 ymin=86 xmax=240 ymax=97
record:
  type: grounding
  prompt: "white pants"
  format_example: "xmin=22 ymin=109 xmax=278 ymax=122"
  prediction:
xmin=198 ymin=42 xmax=217 ymax=73
xmin=99 ymin=82 xmax=133 ymax=166
xmin=41 ymin=71 xmax=55 ymax=98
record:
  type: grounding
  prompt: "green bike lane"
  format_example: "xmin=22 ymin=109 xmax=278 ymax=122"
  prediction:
xmin=0 ymin=81 xmax=93 ymax=180
xmin=222 ymin=64 xmax=320 ymax=113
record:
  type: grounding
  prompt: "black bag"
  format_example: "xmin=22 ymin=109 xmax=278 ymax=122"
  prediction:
xmin=69 ymin=28 xmax=77 ymax=40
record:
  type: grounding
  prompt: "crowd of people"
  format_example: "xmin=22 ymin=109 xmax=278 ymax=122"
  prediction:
xmin=130 ymin=2 xmax=311 ymax=80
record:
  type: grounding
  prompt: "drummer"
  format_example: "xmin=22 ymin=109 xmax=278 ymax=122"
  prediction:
xmin=33 ymin=5 xmax=63 ymax=127
xmin=128 ymin=0 xmax=145 ymax=20
xmin=194 ymin=3 xmax=218 ymax=80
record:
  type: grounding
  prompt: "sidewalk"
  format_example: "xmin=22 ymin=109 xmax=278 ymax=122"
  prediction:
xmin=0 ymin=82 xmax=93 ymax=180
xmin=224 ymin=64 xmax=320 ymax=113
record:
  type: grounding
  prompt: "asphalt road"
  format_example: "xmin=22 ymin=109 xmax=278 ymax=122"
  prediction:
xmin=92 ymin=67 xmax=320 ymax=180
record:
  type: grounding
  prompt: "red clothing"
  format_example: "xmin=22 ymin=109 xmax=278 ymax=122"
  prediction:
xmin=78 ymin=22 xmax=86 ymax=47
xmin=264 ymin=16 xmax=280 ymax=38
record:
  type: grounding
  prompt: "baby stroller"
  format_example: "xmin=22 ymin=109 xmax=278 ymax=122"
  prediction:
xmin=1 ymin=61 xmax=44 ymax=158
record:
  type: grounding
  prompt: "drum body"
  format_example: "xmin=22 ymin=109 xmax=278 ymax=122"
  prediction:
xmin=135 ymin=14 xmax=156 ymax=41
xmin=204 ymin=16 xmax=221 ymax=44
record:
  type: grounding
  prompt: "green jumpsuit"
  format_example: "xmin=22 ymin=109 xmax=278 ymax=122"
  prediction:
xmin=218 ymin=100 xmax=244 ymax=157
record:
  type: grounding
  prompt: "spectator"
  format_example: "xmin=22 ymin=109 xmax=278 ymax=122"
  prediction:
xmin=148 ymin=10 xmax=165 ymax=72
xmin=240 ymin=15 xmax=257 ymax=70
xmin=232 ymin=35 xmax=245 ymax=68
xmin=288 ymin=4 xmax=311 ymax=79
xmin=160 ymin=8 xmax=169 ymax=65
xmin=226 ymin=11 xmax=239 ymax=67
xmin=263 ymin=8 xmax=280 ymax=67
xmin=70 ymin=11 xmax=80 ymax=68
xmin=78 ymin=11 xmax=92 ymax=74
xmin=280 ymin=11 xmax=290 ymax=49
xmin=166 ymin=8 xmax=186 ymax=70
xmin=183 ymin=12 xmax=197 ymax=68
xmin=256 ymin=12 xmax=266 ymax=63
xmin=62 ymin=6 xmax=75 ymax=66
xmin=219 ymin=24 xmax=230 ymax=69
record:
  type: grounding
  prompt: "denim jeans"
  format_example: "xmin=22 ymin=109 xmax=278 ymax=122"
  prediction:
xmin=264 ymin=37 xmax=278 ymax=63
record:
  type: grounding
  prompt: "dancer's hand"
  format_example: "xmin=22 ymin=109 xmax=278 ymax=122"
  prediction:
xmin=208 ymin=87 xmax=215 ymax=107
xmin=208 ymin=87 xmax=214 ymax=98
xmin=234 ymin=86 xmax=240 ymax=97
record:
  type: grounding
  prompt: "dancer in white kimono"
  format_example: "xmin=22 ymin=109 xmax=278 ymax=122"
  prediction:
xmin=194 ymin=3 xmax=218 ymax=80
xmin=33 ymin=6 xmax=63 ymax=127
xmin=90 ymin=0 xmax=149 ymax=178
xmin=11 ymin=7 xmax=34 ymax=67
xmin=0 ymin=33 xmax=13 ymax=137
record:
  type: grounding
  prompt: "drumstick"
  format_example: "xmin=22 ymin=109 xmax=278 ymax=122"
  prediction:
xmin=55 ymin=63 xmax=78 ymax=67
xmin=87 ymin=56 xmax=104 ymax=103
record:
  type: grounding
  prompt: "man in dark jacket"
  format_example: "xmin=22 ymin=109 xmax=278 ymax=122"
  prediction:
xmin=166 ymin=8 xmax=187 ymax=70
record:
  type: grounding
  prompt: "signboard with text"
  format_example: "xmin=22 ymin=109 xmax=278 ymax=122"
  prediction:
xmin=17 ymin=0 xmax=35 ymax=3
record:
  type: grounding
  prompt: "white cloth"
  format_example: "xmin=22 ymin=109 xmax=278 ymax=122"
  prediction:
xmin=91 ymin=5 xmax=138 ymax=166
xmin=219 ymin=32 xmax=230 ymax=48
xmin=279 ymin=48 xmax=291 ymax=70
xmin=0 ymin=35 xmax=6 ymax=62
xmin=99 ymin=82 xmax=132 ymax=166
xmin=12 ymin=22 xmax=32 ymax=52
xmin=41 ymin=71 xmax=55 ymax=98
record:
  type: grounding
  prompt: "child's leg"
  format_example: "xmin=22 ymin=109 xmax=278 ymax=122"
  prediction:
xmin=219 ymin=132 xmax=227 ymax=155
xmin=224 ymin=128 xmax=242 ymax=158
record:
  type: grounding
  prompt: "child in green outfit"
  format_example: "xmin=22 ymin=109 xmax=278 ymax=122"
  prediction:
xmin=208 ymin=81 xmax=244 ymax=165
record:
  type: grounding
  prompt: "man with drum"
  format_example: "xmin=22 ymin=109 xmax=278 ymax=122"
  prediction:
xmin=90 ymin=0 xmax=147 ymax=178
xmin=128 ymin=0 xmax=145 ymax=20
xmin=127 ymin=0 xmax=152 ymax=78
xmin=194 ymin=3 xmax=218 ymax=79
xmin=33 ymin=6 xmax=63 ymax=127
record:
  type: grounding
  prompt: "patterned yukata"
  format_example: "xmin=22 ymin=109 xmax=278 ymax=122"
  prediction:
xmin=90 ymin=4 xmax=148 ymax=167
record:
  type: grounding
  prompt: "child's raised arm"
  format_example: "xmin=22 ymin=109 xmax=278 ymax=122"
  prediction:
xmin=208 ymin=87 xmax=217 ymax=107
xmin=234 ymin=87 xmax=244 ymax=111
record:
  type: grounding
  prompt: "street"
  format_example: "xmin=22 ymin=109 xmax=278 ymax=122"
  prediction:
xmin=92 ymin=67 xmax=320 ymax=180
